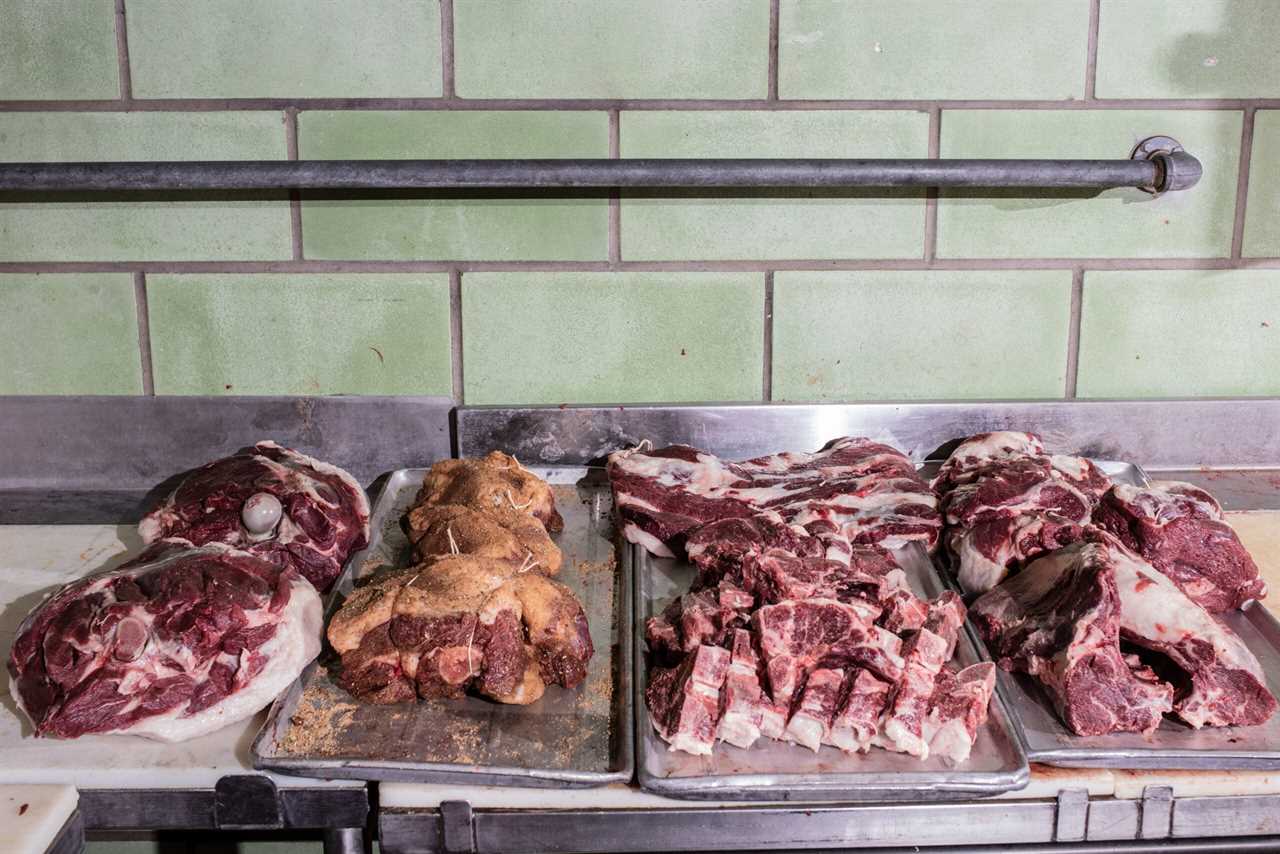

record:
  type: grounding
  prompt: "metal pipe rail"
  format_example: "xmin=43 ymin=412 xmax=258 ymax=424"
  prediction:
xmin=0 ymin=137 xmax=1202 ymax=194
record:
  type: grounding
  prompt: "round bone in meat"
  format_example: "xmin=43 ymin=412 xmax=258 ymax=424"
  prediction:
xmin=7 ymin=540 xmax=321 ymax=742
xmin=242 ymin=492 xmax=284 ymax=538
xmin=138 ymin=441 xmax=370 ymax=592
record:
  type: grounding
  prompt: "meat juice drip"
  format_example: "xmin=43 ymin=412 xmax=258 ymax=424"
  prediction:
xmin=615 ymin=436 xmax=995 ymax=763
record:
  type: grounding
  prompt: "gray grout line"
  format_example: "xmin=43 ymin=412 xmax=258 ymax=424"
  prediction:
xmin=762 ymin=271 xmax=774 ymax=401
xmin=0 ymin=97 xmax=1275 ymax=113
xmin=113 ymin=0 xmax=133 ymax=102
xmin=284 ymin=108 xmax=304 ymax=260
xmin=1084 ymin=0 xmax=1101 ymax=100
xmin=133 ymin=271 xmax=154 ymax=395
xmin=767 ymin=0 xmax=780 ymax=101
xmin=440 ymin=0 xmax=456 ymax=99
xmin=1231 ymin=107 xmax=1257 ymax=260
xmin=1065 ymin=268 xmax=1084 ymax=399
xmin=1 ymin=257 xmax=1278 ymax=275
xmin=924 ymin=107 xmax=941 ymax=263
xmin=609 ymin=109 xmax=621 ymax=266
xmin=450 ymin=269 xmax=464 ymax=403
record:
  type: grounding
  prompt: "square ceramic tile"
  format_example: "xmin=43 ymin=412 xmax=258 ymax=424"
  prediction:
xmin=937 ymin=110 xmax=1242 ymax=258
xmin=1097 ymin=0 xmax=1280 ymax=98
xmin=148 ymin=274 xmax=452 ymax=395
xmin=1078 ymin=269 xmax=1280 ymax=398
xmin=0 ymin=0 xmax=119 ymax=99
xmin=454 ymin=0 xmax=769 ymax=99
xmin=1244 ymin=111 xmax=1280 ymax=258
xmin=620 ymin=111 xmax=928 ymax=260
xmin=0 ymin=274 xmax=141 ymax=394
xmin=780 ymin=0 xmax=1089 ymax=100
xmin=0 ymin=112 xmax=291 ymax=261
xmin=462 ymin=272 xmax=764 ymax=404
xmin=772 ymin=270 xmax=1072 ymax=401
xmin=298 ymin=111 xmax=609 ymax=260
xmin=126 ymin=0 xmax=441 ymax=97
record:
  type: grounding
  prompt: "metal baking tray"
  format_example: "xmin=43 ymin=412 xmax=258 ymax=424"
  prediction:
xmin=633 ymin=541 xmax=1031 ymax=801
xmin=944 ymin=459 xmax=1280 ymax=769
xmin=252 ymin=466 xmax=633 ymax=787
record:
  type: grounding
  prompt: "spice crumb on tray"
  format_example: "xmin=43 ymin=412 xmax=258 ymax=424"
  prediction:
xmin=279 ymin=683 xmax=360 ymax=757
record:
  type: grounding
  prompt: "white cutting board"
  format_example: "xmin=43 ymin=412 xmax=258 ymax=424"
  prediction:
xmin=0 ymin=524 xmax=357 ymax=790
xmin=0 ymin=784 xmax=78 ymax=854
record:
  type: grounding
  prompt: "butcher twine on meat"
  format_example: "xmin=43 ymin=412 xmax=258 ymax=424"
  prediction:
xmin=328 ymin=452 xmax=593 ymax=707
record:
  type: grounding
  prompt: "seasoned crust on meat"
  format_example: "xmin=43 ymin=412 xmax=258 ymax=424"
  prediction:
xmin=404 ymin=503 xmax=563 ymax=574
xmin=327 ymin=567 xmax=418 ymax=654
xmin=416 ymin=451 xmax=564 ymax=532
xmin=329 ymin=553 xmax=593 ymax=705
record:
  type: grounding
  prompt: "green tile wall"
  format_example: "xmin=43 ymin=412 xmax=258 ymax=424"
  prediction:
xmin=1244 ymin=111 xmax=1280 ymax=258
xmin=147 ymin=274 xmax=452 ymax=395
xmin=462 ymin=272 xmax=763 ymax=404
xmin=0 ymin=0 xmax=118 ymax=99
xmin=937 ymin=110 xmax=1242 ymax=259
xmin=0 ymin=273 xmax=141 ymax=394
xmin=620 ymin=111 xmax=928 ymax=260
xmin=1096 ymin=0 xmax=1280 ymax=99
xmin=1077 ymin=270 xmax=1280 ymax=398
xmin=0 ymin=112 xmax=291 ymax=261
xmin=298 ymin=111 xmax=609 ymax=260
xmin=1 ymin=3 xmax=1278 ymax=403
xmin=126 ymin=0 xmax=442 ymax=98
xmin=454 ymin=0 xmax=769 ymax=99
xmin=779 ymin=0 xmax=1090 ymax=100
xmin=772 ymin=271 xmax=1072 ymax=401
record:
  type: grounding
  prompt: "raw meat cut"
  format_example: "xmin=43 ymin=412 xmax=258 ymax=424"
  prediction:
xmin=933 ymin=431 xmax=1111 ymax=593
xmin=645 ymin=585 xmax=751 ymax=660
xmin=609 ymin=437 xmax=941 ymax=560
xmin=754 ymin=598 xmax=876 ymax=712
xmin=718 ymin=628 xmax=765 ymax=749
xmin=940 ymin=431 xmax=1274 ymax=737
xmin=970 ymin=541 xmax=1174 ymax=737
xmin=923 ymin=663 xmax=997 ymax=764
xmin=646 ymin=644 xmax=730 ymax=756
xmin=880 ymin=628 xmax=950 ymax=758
xmin=825 ymin=668 xmax=892 ymax=753
xmin=624 ymin=436 xmax=994 ymax=762
xmin=1104 ymin=537 xmax=1276 ymax=728
xmin=784 ymin=667 xmax=845 ymax=751
xmin=139 ymin=441 xmax=370 ymax=593
xmin=685 ymin=514 xmax=827 ymax=587
xmin=8 ymin=540 xmax=321 ymax=741
xmin=328 ymin=554 xmax=592 ymax=706
xmin=1095 ymin=481 xmax=1266 ymax=613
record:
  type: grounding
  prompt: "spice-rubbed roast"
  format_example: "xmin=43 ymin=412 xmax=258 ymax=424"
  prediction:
xmin=7 ymin=540 xmax=321 ymax=741
xmin=329 ymin=454 xmax=591 ymax=707
xmin=139 ymin=441 xmax=371 ymax=593
xmin=328 ymin=555 xmax=591 ymax=705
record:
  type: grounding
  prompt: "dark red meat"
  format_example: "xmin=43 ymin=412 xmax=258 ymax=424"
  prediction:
xmin=138 ymin=441 xmax=370 ymax=593
xmin=7 ymin=540 xmax=321 ymax=740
